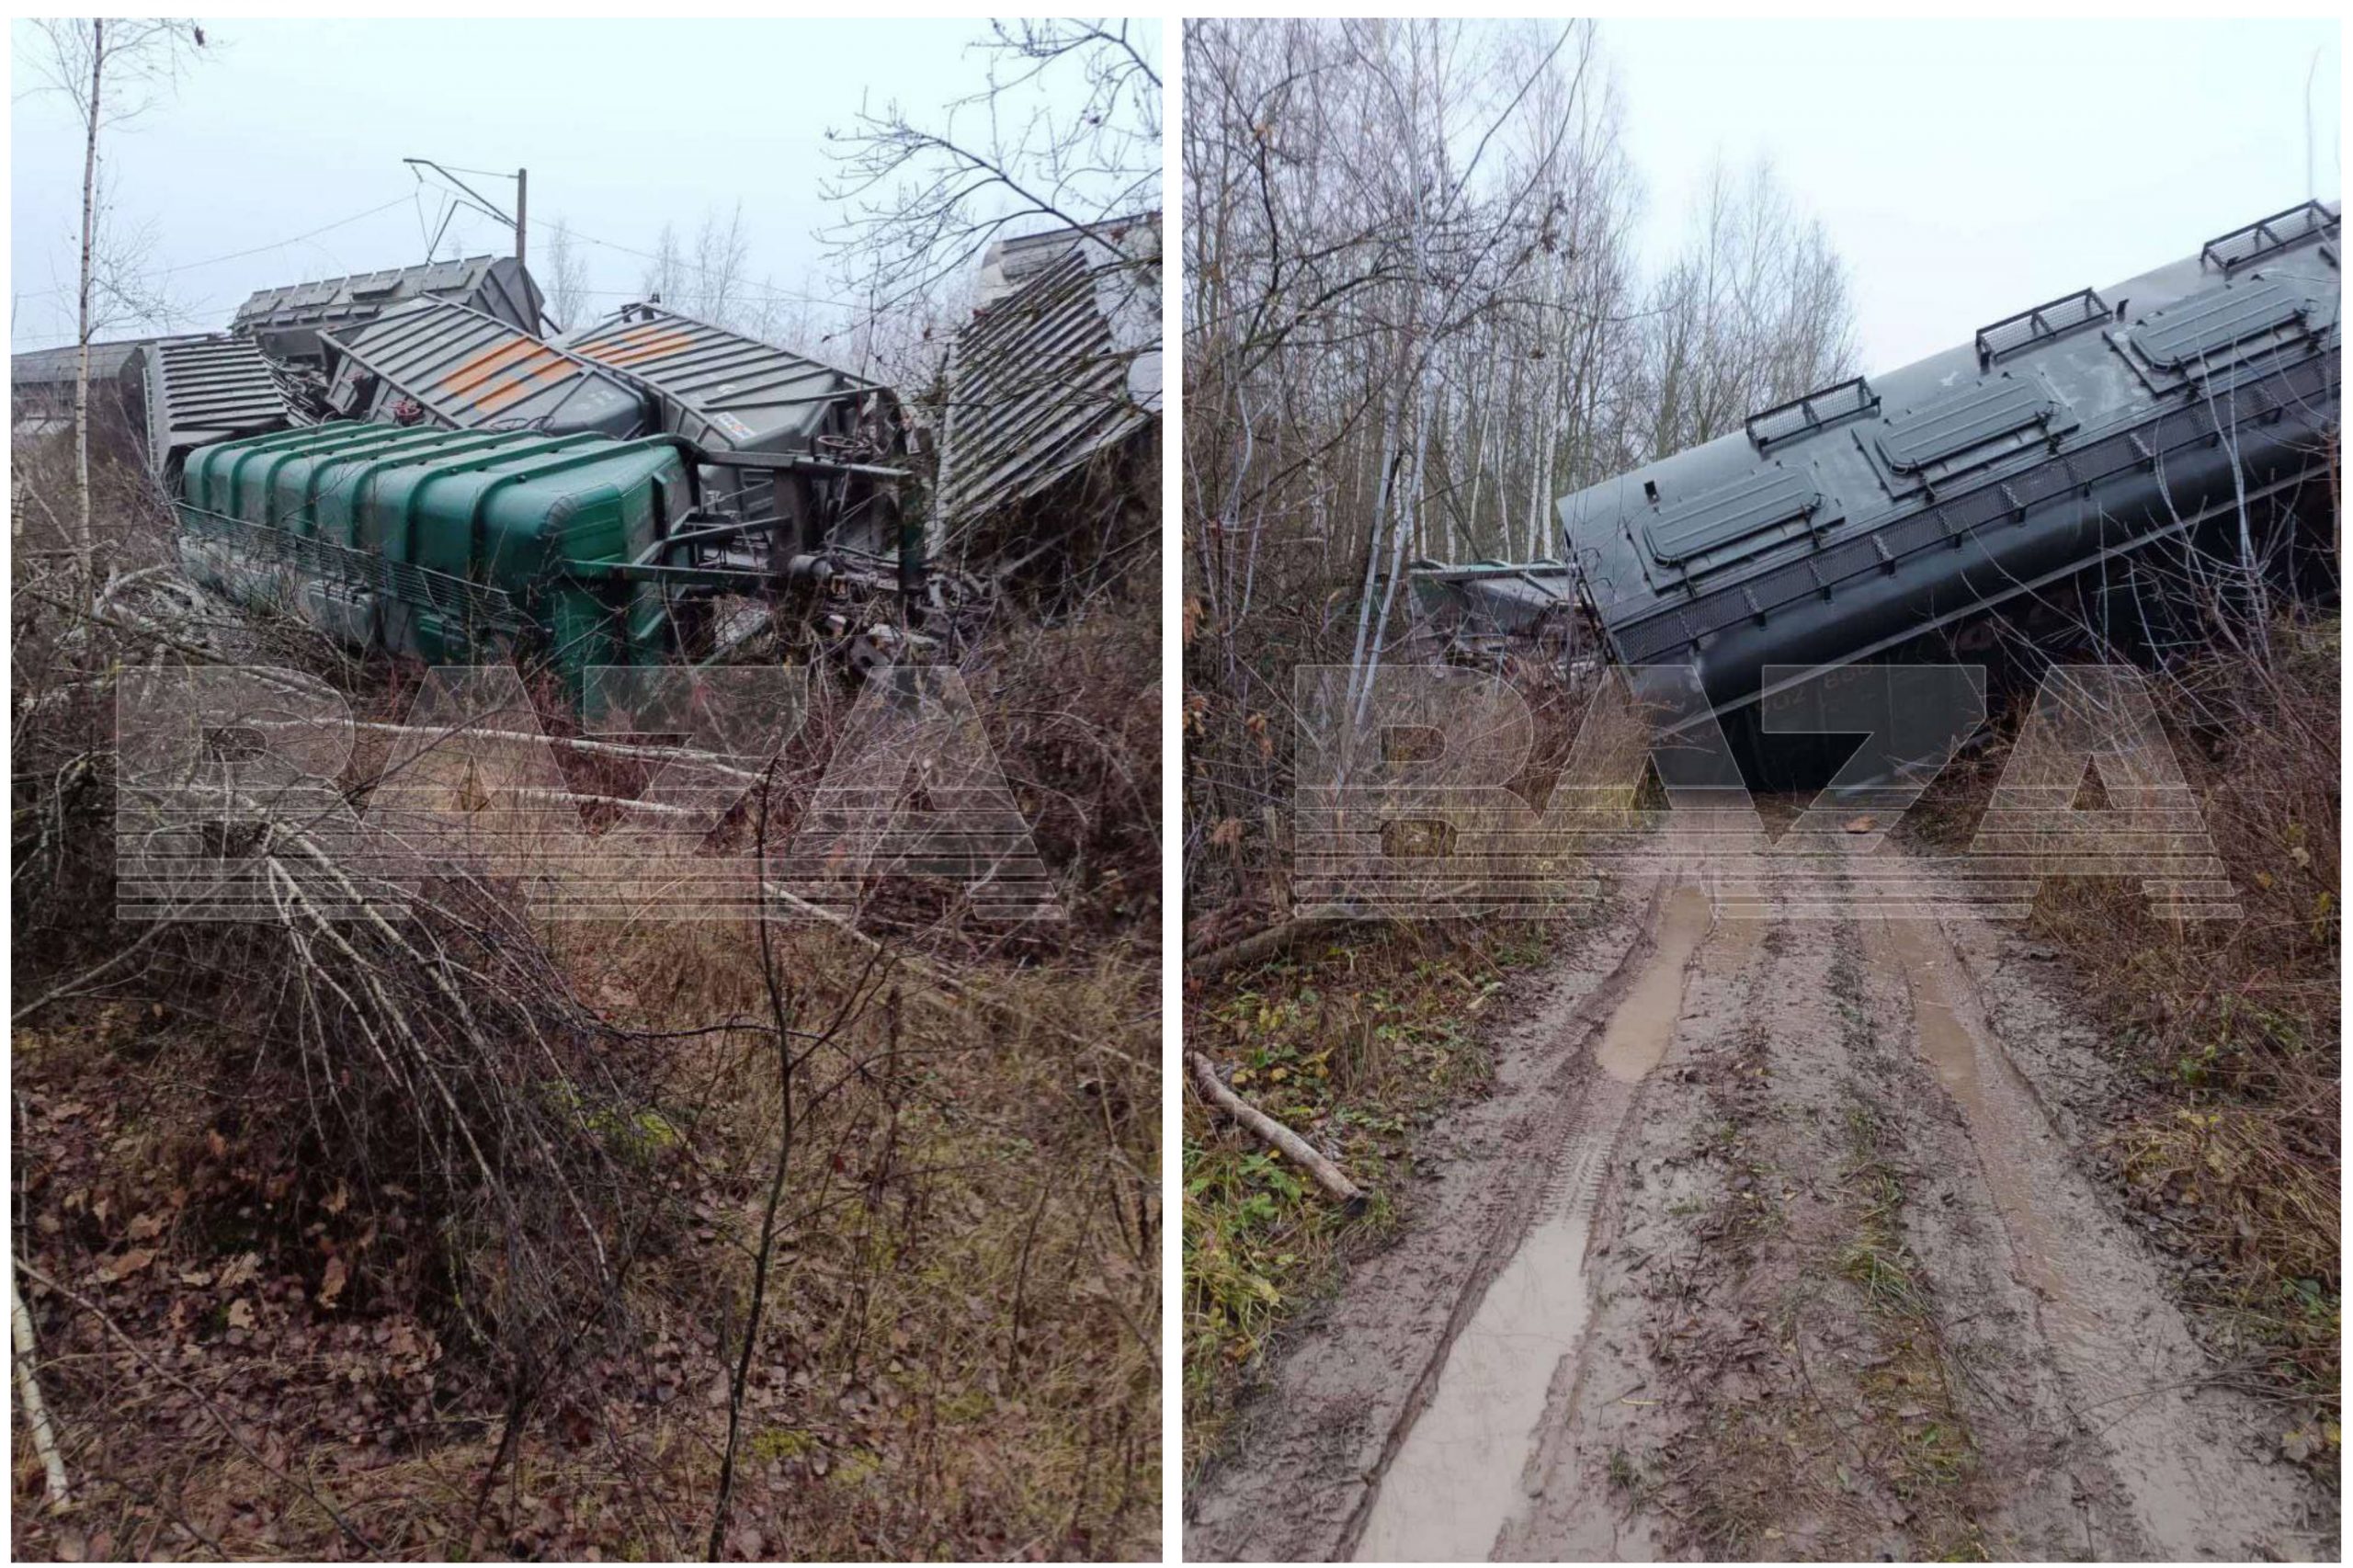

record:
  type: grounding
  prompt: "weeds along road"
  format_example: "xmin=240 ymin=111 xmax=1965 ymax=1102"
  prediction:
xmin=1186 ymin=819 xmax=2333 ymax=1562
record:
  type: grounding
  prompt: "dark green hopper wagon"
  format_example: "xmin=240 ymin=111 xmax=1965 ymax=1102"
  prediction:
xmin=176 ymin=423 xmax=691 ymax=694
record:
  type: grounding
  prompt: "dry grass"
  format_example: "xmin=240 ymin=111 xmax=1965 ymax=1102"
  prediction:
xmin=1654 ymin=962 xmax=1989 ymax=1562
xmin=1831 ymin=1098 xmax=1986 ymax=1562
xmin=16 ymin=920 xmax=1156 ymax=1560
xmin=1181 ymin=656 xmax=1625 ymax=1470
xmin=542 ymin=916 xmax=1159 ymax=1561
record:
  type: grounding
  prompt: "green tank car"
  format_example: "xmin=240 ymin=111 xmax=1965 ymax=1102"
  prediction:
xmin=176 ymin=423 xmax=689 ymax=694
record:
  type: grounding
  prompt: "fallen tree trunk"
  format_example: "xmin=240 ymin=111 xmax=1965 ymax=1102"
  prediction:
xmin=1186 ymin=885 xmax=1479 ymax=981
xmin=1187 ymin=1051 xmax=1370 ymax=1216
xmin=12 ymin=1267 xmax=72 ymax=1508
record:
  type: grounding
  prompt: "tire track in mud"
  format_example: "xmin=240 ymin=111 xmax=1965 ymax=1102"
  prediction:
xmin=1351 ymin=886 xmax=1713 ymax=1562
xmin=1866 ymin=869 xmax=2323 ymax=1560
xmin=1496 ymin=844 xmax=2318 ymax=1560
xmin=1188 ymin=837 xmax=2330 ymax=1562
xmin=1183 ymin=884 xmax=1664 ymax=1563
xmin=1498 ymin=849 xmax=1927 ymax=1561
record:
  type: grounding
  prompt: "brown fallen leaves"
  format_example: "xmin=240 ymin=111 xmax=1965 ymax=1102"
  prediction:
xmin=91 ymin=1247 xmax=155 ymax=1285
xmin=316 ymin=1255 xmax=347 ymax=1311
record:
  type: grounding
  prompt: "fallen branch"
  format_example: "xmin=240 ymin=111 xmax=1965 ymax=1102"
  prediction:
xmin=1188 ymin=883 xmax=1485 ymax=980
xmin=329 ymin=720 xmax=770 ymax=785
xmin=1185 ymin=914 xmax=1367 ymax=980
xmin=1187 ymin=1051 xmax=1370 ymax=1216
xmin=11 ymin=1265 xmax=71 ymax=1509
xmin=760 ymin=880 xmax=1142 ymax=1069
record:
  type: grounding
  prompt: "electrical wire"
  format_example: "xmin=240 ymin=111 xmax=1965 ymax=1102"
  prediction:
xmin=12 ymin=194 xmax=414 ymax=301
xmin=552 ymin=221 xmax=866 ymax=313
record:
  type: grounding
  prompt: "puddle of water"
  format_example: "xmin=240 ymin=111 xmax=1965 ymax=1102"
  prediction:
xmin=1358 ymin=887 xmax=1714 ymax=1562
xmin=1356 ymin=1207 xmax=1596 ymax=1562
xmin=1884 ymin=919 xmax=1983 ymax=1108
xmin=1596 ymin=887 xmax=1713 ymax=1084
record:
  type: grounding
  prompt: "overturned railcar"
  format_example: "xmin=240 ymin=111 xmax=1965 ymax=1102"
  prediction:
xmin=153 ymin=229 xmax=1097 ymax=701
xmin=232 ymin=255 xmax=544 ymax=365
xmin=933 ymin=217 xmax=1162 ymax=574
xmin=176 ymin=424 xmax=686 ymax=692
xmin=1558 ymin=200 xmax=2341 ymax=767
xmin=321 ymin=298 xmax=649 ymax=439
xmin=561 ymin=302 xmax=909 ymax=565
xmin=130 ymin=335 xmax=298 ymax=476
xmin=1402 ymin=558 xmax=1579 ymax=661
xmin=169 ymin=306 xmax=926 ymax=697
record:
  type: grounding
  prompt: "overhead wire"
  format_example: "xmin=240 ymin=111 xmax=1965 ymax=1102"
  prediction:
xmin=12 ymin=193 xmax=415 ymax=302
xmin=15 ymin=172 xmax=903 ymax=354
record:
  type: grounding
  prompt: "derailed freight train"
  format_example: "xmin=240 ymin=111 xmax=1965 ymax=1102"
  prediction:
xmin=1557 ymin=200 xmax=2341 ymax=774
xmin=14 ymin=227 xmax=1159 ymax=698
xmin=176 ymin=426 xmax=688 ymax=687
xmin=144 ymin=257 xmax=920 ymax=699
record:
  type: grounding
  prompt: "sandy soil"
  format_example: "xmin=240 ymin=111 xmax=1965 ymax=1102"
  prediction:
xmin=1185 ymin=832 xmax=2336 ymax=1562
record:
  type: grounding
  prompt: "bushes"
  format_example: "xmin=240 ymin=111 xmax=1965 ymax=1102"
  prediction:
xmin=11 ymin=453 xmax=1160 ymax=1557
xmin=1181 ymin=920 xmax=1554 ymax=1467
xmin=2042 ymin=618 xmax=2338 ymax=1417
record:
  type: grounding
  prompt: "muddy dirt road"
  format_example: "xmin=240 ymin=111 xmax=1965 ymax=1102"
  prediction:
xmin=1187 ymin=833 xmax=2335 ymax=1562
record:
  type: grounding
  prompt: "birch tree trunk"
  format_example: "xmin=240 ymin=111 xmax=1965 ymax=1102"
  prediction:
xmin=1345 ymin=387 xmax=1406 ymax=719
xmin=11 ymin=1267 xmax=71 ymax=1506
xmin=74 ymin=18 xmax=103 ymax=589
xmin=1180 ymin=19 xmax=1855 ymax=911
xmin=1361 ymin=388 xmax=1433 ymax=708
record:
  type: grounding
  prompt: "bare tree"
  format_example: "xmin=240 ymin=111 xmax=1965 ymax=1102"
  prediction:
xmin=819 ymin=17 xmax=1163 ymax=576
xmin=540 ymin=215 xmax=590 ymax=332
xmin=688 ymin=201 xmax=752 ymax=325
xmin=743 ymin=269 xmax=822 ymax=355
xmin=823 ymin=18 xmax=1161 ymax=314
xmin=24 ymin=16 xmax=206 ymax=586
xmin=631 ymin=207 xmax=778 ymax=333
xmin=1634 ymin=158 xmax=1856 ymax=459
xmin=1181 ymin=18 xmax=1858 ymax=907
xmin=1186 ymin=21 xmax=1601 ymax=717
xmin=638 ymin=220 xmax=686 ymax=305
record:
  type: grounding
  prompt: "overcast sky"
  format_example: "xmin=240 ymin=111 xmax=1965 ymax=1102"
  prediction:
xmin=10 ymin=17 xmax=1139 ymax=351
xmin=1602 ymin=16 xmax=2341 ymax=369
xmin=8 ymin=17 xmax=2341 ymax=369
